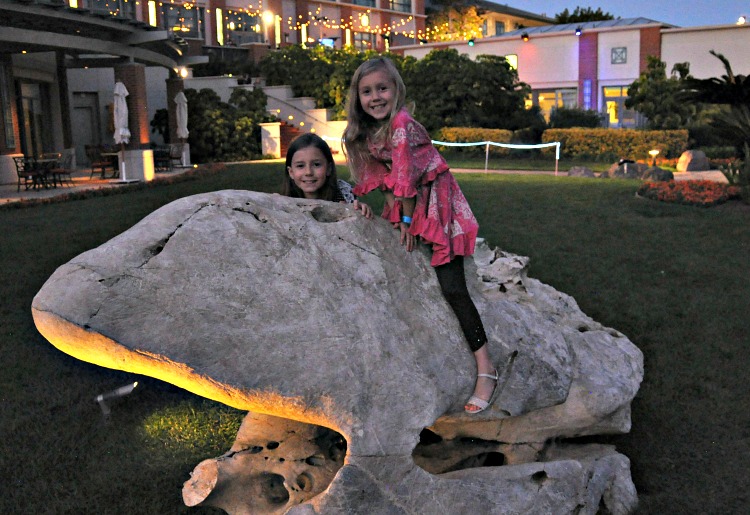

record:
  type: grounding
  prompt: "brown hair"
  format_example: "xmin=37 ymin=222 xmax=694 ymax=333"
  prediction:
xmin=280 ymin=133 xmax=339 ymax=201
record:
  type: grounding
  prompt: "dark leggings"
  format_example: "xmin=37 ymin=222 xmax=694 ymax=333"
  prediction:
xmin=434 ymin=256 xmax=487 ymax=352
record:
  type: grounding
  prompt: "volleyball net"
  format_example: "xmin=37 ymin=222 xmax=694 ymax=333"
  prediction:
xmin=430 ymin=140 xmax=562 ymax=175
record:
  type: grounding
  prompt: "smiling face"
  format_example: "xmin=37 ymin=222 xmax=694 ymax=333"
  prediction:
xmin=287 ymin=146 xmax=331 ymax=199
xmin=357 ymin=69 xmax=396 ymax=121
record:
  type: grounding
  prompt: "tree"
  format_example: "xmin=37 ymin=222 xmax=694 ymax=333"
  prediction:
xmin=180 ymin=88 xmax=274 ymax=162
xmin=625 ymin=56 xmax=696 ymax=129
xmin=425 ymin=1 xmax=486 ymax=42
xmin=258 ymin=45 xmax=335 ymax=108
xmin=402 ymin=49 xmax=529 ymax=132
xmin=555 ymin=7 xmax=615 ymax=23
xmin=682 ymin=51 xmax=750 ymax=159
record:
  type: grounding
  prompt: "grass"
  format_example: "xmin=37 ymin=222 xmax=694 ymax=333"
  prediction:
xmin=438 ymin=149 xmax=614 ymax=172
xmin=1 ymin=162 xmax=749 ymax=513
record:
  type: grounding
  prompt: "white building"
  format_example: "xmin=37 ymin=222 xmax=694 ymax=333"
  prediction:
xmin=397 ymin=18 xmax=750 ymax=128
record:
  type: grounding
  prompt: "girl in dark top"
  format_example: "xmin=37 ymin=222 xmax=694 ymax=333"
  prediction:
xmin=281 ymin=133 xmax=372 ymax=218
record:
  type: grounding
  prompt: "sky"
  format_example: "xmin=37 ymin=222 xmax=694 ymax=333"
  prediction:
xmin=500 ymin=1 xmax=749 ymax=28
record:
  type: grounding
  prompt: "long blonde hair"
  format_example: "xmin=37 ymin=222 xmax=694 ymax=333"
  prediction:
xmin=343 ymin=57 xmax=407 ymax=182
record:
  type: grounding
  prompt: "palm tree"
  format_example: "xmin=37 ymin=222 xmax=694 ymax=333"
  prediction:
xmin=682 ymin=51 xmax=750 ymax=152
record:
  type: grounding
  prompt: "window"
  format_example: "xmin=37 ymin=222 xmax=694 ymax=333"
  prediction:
xmin=0 ymin=64 xmax=14 ymax=149
xmin=536 ymin=89 xmax=578 ymax=121
xmin=84 ymin=0 xmax=135 ymax=19
xmin=161 ymin=4 xmax=205 ymax=39
xmin=611 ymin=47 xmax=627 ymax=65
xmin=351 ymin=0 xmax=376 ymax=7
xmin=495 ymin=21 xmax=506 ymax=35
xmin=224 ymin=11 xmax=263 ymax=46
xmin=583 ymin=80 xmax=592 ymax=110
xmin=602 ymin=86 xmax=637 ymax=128
xmin=18 ymin=81 xmax=52 ymax=158
xmin=389 ymin=0 xmax=411 ymax=13
xmin=354 ymin=31 xmax=376 ymax=51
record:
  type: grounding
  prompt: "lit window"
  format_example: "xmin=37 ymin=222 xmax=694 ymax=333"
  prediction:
xmin=161 ymin=4 xmax=205 ymax=39
xmin=354 ymin=31 xmax=376 ymax=51
xmin=389 ymin=0 xmax=411 ymax=13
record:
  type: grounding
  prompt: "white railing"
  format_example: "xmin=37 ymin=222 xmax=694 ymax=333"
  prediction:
xmin=431 ymin=140 xmax=562 ymax=175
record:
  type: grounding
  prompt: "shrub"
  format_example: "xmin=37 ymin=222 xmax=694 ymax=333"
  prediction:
xmin=636 ymin=180 xmax=740 ymax=207
xmin=435 ymin=127 xmax=513 ymax=156
xmin=543 ymin=128 xmax=689 ymax=161
xmin=549 ymin=107 xmax=603 ymax=128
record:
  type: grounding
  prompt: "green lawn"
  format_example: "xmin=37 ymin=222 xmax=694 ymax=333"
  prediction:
xmin=1 ymin=163 xmax=748 ymax=513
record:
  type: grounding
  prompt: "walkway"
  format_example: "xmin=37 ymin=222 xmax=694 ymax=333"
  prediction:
xmin=0 ymin=167 xmax=192 ymax=206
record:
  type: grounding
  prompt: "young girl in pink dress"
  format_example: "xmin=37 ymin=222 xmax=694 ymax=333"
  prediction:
xmin=343 ymin=57 xmax=498 ymax=413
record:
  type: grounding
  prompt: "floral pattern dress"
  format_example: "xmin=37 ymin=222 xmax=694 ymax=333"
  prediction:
xmin=352 ymin=108 xmax=479 ymax=266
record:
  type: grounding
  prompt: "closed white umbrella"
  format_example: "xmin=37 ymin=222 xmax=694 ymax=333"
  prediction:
xmin=113 ymin=82 xmax=131 ymax=145
xmin=175 ymin=91 xmax=189 ymax=140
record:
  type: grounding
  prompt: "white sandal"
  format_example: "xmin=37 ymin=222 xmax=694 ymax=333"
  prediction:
xmin=464 ymin=369 xmax=499 ymax=414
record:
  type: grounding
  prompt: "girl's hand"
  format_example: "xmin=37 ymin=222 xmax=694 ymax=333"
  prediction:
xmin=399 ymin=222 xmax=416 ymax=252
xmin=352 ymin=200 xmax=373 ymax=219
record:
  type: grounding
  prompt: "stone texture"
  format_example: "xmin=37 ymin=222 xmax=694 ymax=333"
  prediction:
xmin=676 ymin=150 xmax=711 ymax=172
xmin=641 ymin=166 xmax=674 ymax=182
xmin=673 ymin=170 xmax=729 ymax=184
xmin=567 ymin=166 xmax=596 ymax=178
xmin=604 ymin=161 xmax=649 ymax=179
xmin=32 ymin=190 xmax=643 ymax=514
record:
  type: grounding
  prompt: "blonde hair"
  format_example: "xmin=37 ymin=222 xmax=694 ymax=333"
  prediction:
xmin=343 ymin=57 xmax=407 ymax=182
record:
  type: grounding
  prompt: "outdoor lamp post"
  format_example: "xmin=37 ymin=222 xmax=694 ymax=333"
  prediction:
xmin=649 ymin=149 xmax=660 ymax=166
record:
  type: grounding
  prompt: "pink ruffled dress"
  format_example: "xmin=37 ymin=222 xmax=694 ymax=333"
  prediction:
xmin=352 ymin=108 xmax=479 ymax=267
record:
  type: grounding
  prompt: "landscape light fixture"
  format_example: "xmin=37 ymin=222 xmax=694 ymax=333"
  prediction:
xmin=95 ymin=381 xmax=138 ymax=417
xmin=738 ymin=15 xmax=747 ymax=25
xmin=648 ymin=149 xmax=660 ymax=166
xmin=575 ymin=26 xmax=583 ymax=36
xmin=521 ymin=32 xmax=529 ymax=42
xmin=468 ymin=38 xmax=475 ymax=46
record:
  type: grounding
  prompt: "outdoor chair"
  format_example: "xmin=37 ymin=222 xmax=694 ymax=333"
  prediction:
xmin=49 ymin=153 xmax=75 ymax=187
xmin=13 ymin=156 xmax=44 ymax=192
xmin=153 ymin=146 xmax=171 ymax=172
xmin=86 ymin=145 xmax=112 ymax=179
xmin=169 ymin=143 xmax=184 ymax=169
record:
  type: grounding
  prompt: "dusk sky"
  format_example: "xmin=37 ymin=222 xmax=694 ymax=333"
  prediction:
xmin=501 ymin=1 xmax=749 ymax=28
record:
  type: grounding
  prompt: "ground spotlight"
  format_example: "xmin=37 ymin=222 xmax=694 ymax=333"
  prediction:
xmin=468 ymin=38 xmax=475 ymax=46
xmin=575 ymin=26 xmax=583 ymax=36
xmin=521 ymin=32 xmax=529 ymax=42
xmin=95 ymin=381 xmax=138 ymax=417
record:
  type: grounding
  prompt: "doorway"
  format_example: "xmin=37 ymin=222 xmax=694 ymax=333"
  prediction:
xmin=72 ymin=93 xmax=101 ymax=167
xmin=16 ymin=81 xmax=52 ymax=158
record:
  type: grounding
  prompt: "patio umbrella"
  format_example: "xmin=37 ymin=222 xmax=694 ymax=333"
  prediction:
xmin=175 ymin=91 xmax=189 ymax=141
xmin=113 ymin=82 xmax=131 ymax=146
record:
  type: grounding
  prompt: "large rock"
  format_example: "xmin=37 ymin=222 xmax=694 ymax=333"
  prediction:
xmin=604 ymin=161 xmax=649 ymax=179
xmin=676 ymin=150 xmax=711 ymax=172
xmin=32 ymin=190 xmax=643 ymax=514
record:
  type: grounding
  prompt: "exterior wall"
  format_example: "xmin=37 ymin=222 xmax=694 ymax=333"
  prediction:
xmin=596 ymin=30 xmax=642 ymax=88
xmin=661 ymin=25 xmax=750 ymax=79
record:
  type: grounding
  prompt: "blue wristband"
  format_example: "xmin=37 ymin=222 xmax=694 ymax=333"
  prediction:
xmin=401 ymin=215 xmax=412 ymax=224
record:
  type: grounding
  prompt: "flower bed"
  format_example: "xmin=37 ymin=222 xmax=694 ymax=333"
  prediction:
xmin=636 ymin=180 xmax=741 ymax=207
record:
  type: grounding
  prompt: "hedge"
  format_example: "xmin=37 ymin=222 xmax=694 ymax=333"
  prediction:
xmin=435 ymin=127 xmax=513 ymax=155
xmin=542 ymin=128 xmax=689 ymax=160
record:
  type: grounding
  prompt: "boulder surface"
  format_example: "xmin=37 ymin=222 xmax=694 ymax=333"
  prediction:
xmin=32 ymin=190 xmax=643 ymax=514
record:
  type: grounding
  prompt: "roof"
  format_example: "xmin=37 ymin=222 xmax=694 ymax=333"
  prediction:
xmin=473 ymin=1 xmax=555 ymax=23
xmin=503 ymin=17 xmax=675 ymax=37
xmin=0 ymin=0 xmax=206 ymax=70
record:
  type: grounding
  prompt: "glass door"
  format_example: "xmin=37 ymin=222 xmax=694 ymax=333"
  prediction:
xmin=17 ymin=81 xmax=51 ymax=158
